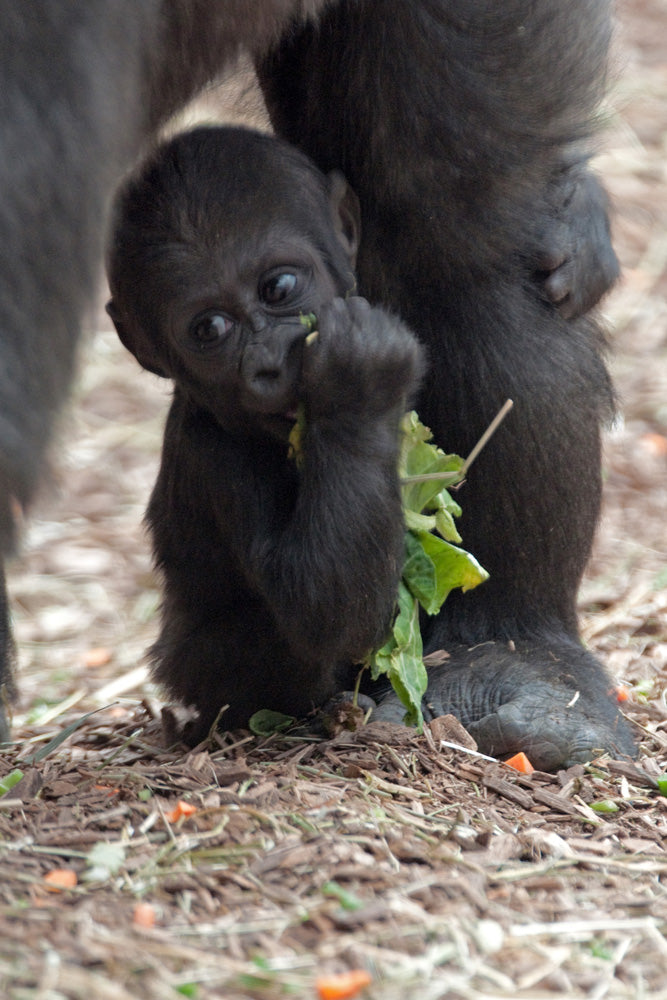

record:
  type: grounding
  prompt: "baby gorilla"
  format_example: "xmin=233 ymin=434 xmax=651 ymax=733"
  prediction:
xmin=106 ymin=126 xmax=424 ymax=744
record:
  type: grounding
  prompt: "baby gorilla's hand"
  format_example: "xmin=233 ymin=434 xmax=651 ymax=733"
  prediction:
xmin=301 ymin=297 xmax=424 ymax=420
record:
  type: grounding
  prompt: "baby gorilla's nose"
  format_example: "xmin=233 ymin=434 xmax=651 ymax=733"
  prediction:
xmin=240 ymin=328 xmax=304 ymax=414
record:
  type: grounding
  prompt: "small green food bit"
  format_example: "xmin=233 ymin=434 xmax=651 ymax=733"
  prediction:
xmin=300 ymin=312 xmax=318 ymax=334
xmin=287 ymin=314 xmax=319 ymax=465
xmin=248 ymin=709 xmax=296 ymax=736
xmin=287 ymin=402 xmax=307 ymax=466
xmin=0 ymin=768 xmax=23 ymax=797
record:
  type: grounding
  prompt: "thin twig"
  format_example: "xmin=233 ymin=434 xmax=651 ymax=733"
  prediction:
xmin=401 ymin=398 xmax=514 ymax=484
xmin=461 ymin=398 xmax=514 ymax=475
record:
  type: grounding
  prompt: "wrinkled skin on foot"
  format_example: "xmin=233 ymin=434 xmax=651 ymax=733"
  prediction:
xmin=371 ymin=640 xmax=635 ymax=772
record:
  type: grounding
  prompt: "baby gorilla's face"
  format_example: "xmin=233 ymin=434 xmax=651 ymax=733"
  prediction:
xmin=106 ymin=129 xmax=361 ymax=442
xmin=147 ymin=223 xmax=343 ymax=439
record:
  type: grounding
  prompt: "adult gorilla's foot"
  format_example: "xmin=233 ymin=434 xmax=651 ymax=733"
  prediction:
xmin=373 ymin=639 xmax=636 ymax=772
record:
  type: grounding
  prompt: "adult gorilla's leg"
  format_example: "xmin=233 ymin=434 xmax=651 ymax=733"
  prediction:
xmin=411 ymin=286 xmax=632 ymax=769
xmin=0 ymin=1 xmax=320 ymax=731
xmin=0 ymin=3 xmax=154 ymax=728
xmin=0 ymin=0 xmax=309 ymax=554
xmin=0 ymin=570 xmax=16 ymax=742
xmin=257 ymin=0 xmax=635 ymax=768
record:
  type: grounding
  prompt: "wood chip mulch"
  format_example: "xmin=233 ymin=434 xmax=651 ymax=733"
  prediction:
xmin=0 ymin=702 xmax=666 ymax=1000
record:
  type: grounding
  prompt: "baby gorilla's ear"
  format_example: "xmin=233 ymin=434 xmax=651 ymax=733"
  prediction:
xmin=327 ymin=170 xmax=360 ymax=270
xmin=105 ymin=299 xmax=169 ymax=378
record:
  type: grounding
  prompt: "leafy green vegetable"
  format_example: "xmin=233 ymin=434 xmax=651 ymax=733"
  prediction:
xmin=368 ymin=580 xmax=427 ymax=728
xmin=364 ymin=411 xmax=489 ymax=731
xmin=175 ymin=984 xmax=199 ymax=998
xmin=589 ymin=940 xmax=613 ymax=961
xmin=248 ymin=709 xmax=296 ymax=737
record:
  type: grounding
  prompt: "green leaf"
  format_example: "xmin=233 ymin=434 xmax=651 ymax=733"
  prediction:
xmin=434 ymin=488 xmax=463 ymax=521
xmin=0 ymin=769 xmax=23 ymax=797
xmin=589 ymin=940 xmax=613 ymax=961
xmin=248 ymin=709 xmax=295 ymax=737
xmin=434 ymin=490 xmax=462 ymax=542
xmin=403 ymin=508 xmax=437 ymax=534
xmin=402 ymin=530 xmax=438 ymax=614
xmin=368 ymin=582 xmax=427 ymax=730
xmin=399 ymin=412 xmax=464 ymax=514
xmin=22 ymin=707 xmax=108 ymax=764
xmin=322 ymin=880 xmax=364 ymax=911
xmin=403 ymin=529 xmax=487 ymax=614
xmin=657 ymin=774 xmax=667 ymax=797
xmin=366 ymin=411 xmax=489 ymax=731
xmin=418 ymin=531 xmax=489 ymax=601
xmin=590 ymin=799 xmax=620 ymax=814
xmin=175 ymin=985 xmax=199 ymax=998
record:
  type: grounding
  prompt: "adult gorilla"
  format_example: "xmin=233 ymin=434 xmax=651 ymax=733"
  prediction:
xmin=0 ymin=1 xmax=631 ymax=768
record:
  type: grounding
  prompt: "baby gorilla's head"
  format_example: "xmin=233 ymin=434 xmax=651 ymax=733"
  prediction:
xmin=106 ymin=125 xmax=359 ymax=434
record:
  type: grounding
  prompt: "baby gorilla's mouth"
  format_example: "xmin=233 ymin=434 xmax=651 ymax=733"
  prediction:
xmin=255 ymin=408 xmax=299 ymax=445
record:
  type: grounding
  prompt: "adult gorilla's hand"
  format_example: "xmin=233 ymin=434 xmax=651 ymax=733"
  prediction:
xmin=533 ymin=163 xmax=619 ymax=320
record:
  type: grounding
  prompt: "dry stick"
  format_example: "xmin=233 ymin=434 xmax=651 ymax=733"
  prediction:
xmin=400 ymin=398 xmax=514 ymax=484
xmin=461 ymin=397 xmax=514 ymax=475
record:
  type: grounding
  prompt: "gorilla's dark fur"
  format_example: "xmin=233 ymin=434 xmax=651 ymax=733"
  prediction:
xmin=0 ymin=2 xmax=631 ymax=768
xmin=107 ymin=125 xmax=424 ymax=744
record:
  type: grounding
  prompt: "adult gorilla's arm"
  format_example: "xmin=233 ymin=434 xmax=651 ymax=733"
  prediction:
xmin=257 ymin=4 xmax=618 ymax=320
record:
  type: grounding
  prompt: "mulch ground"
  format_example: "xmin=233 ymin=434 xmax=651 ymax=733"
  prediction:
xmin=0 ymin=1 xmax=665 ymax=997
xmin=1 ymin=708 xmax=667 ymax=999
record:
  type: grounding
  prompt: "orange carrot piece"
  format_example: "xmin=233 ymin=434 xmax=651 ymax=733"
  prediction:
xmin=44 ymin=868 xmax=78 ymax=891
xmin=165 ymin=799 xmax=198 ymax=822
xmin=504 ymin=752 xmax=534 ymax=774
xmin=316 ymin=970 xmax=372 ymax=1000
xmin=94 ymin=784 xmax=119 ymax=795
xmin=640 ymin=432 xmax=667 ymax=456
xmin=133 ymin=902 xmax=157 ymax=928
xmin=84 ymin=646 xmax=112 ymax=668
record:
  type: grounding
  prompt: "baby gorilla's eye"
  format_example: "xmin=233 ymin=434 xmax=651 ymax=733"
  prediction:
xmin=260 ymin=272 xmax=297 ymax=305
xmin=188 ymin=311 xmax=234 ymax=348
